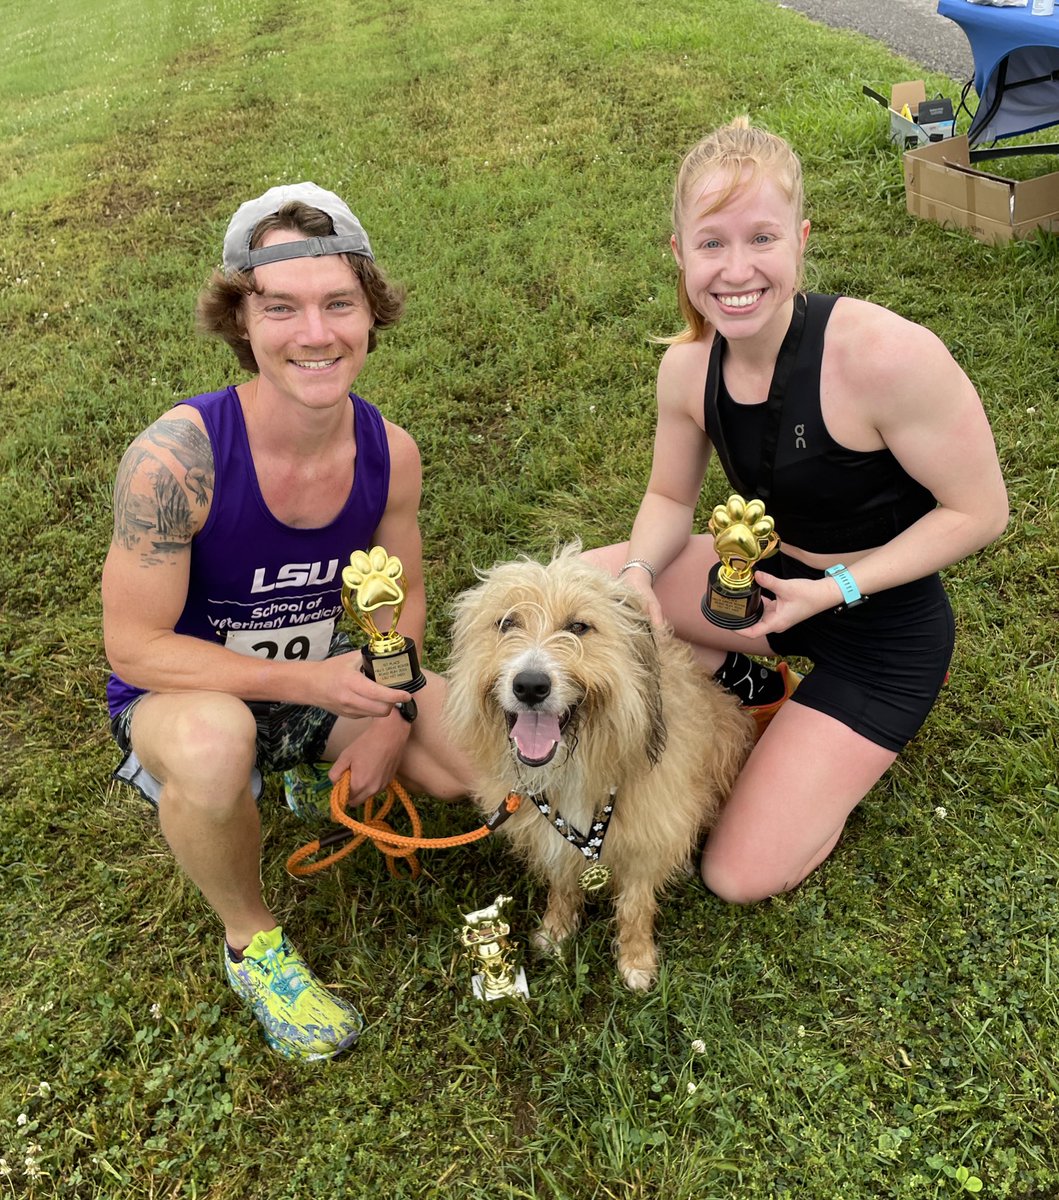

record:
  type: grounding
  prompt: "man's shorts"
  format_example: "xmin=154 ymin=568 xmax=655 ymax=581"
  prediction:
xmin=764 ymin=553 xmax=955 ymax=753
xmin=109 ymin=632 xmax=356 ymax=806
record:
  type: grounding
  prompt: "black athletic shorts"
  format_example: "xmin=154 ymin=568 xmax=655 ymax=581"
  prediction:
xmin=764 ymin=552 xmax=955 ymax=752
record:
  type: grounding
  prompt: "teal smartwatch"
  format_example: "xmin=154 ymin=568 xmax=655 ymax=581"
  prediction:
xmin=824 ymin=564 xmax=867 ymax=612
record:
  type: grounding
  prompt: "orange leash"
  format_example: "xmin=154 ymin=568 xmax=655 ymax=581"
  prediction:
xmin=286 ymin=774 xmax=522 ymax=880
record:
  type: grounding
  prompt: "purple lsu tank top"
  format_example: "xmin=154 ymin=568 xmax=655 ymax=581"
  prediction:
xmin=106 ymin=386 xmax=390 ymax=717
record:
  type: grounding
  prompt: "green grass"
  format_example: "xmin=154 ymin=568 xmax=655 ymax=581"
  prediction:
xmin=2 ymin=0 xmax=1058 ymax=1196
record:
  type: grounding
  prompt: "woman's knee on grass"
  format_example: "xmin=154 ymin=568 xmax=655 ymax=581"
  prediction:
xmin=700 ymin=851 xmax=786 ymax=906
xmin=700 ymin=822 xmax=844 ymax=904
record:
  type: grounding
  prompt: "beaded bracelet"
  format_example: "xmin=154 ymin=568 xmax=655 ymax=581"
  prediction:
xmin=619 ymin=558 xmax=657 ymax=584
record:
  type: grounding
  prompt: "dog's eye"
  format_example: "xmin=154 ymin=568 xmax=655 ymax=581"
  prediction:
xmin=497 ymin=615 xmax=522 ymax=633
xmin=565 ymin=621 xmax=592 ymax=637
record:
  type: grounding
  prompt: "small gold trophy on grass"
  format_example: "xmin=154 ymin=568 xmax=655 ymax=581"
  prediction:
xmin=700 ymin=494 xmax=780 ymax=629
xmin=459 ymin=895 xmax=530 ymax=1001
xmin=341 ymin=545 xmax=426 ymax=694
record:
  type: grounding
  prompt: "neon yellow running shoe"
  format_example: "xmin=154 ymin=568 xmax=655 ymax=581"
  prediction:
xmin=282 ymin=761 xmax=334 ymax=821
xmin=224 ymin=927 xmax=363 ymax=1061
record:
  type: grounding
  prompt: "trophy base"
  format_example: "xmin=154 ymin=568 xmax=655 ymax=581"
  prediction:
xmin=361 ymin=638 xmax=427 ymax=692
xmin=700 ymin=564 xmax=763 ymax=630
xmin=472 ymin=967 xmax=530 ymax=1001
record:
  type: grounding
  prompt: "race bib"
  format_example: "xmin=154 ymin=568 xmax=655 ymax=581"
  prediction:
xmin=225 ymin=617 xmax=335 ymax=663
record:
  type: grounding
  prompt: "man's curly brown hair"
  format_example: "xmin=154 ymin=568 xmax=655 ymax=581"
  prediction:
xmin=196 ymin=201 xmax=405 ymax=373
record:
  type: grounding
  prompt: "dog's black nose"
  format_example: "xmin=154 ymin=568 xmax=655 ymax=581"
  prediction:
xmin=512 ymin=670 xmax=552 ymax=706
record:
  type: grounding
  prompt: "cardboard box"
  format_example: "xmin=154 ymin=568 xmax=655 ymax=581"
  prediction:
xmin=864 ymin=81 xmax=954 ymax=149
xmin=903 ymin=135 xmax=1059 ymax=243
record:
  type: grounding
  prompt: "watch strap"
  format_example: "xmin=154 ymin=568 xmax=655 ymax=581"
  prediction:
xmin=824 ymin=564 xmax=865 ymax=609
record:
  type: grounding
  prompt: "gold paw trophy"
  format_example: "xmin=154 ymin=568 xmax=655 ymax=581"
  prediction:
xmin=458 ymin=895 xmax=530 ymax=1001
xmin=700 ymin=494 xmax=780 ymax=629
xmin=341 ymin=546 xmax=427 ymax=709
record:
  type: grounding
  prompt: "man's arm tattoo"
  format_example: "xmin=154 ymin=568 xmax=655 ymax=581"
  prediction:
xmin=112 ymin=418 xmax=211 ymax=561
xmin=145 ymin=419 xmax=214 ymax=508
xmin=151 ymin=470 xmax=194 ymax=554
xmin=113 ymin=445 xmax=154 ymax=550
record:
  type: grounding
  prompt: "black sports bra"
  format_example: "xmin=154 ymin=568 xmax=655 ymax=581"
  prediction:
xmin=704 ymin=293 xmax=936 ymax=553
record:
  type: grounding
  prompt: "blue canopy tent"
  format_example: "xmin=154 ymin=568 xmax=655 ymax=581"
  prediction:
xmin=939 ymin=0 xmax=1059 ymax=151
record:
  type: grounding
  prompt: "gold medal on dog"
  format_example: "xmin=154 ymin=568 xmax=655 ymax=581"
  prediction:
xmin=578 ymin=863 xmax=613 ymax=893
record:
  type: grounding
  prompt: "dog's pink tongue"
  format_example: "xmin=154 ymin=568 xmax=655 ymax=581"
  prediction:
xmin=510 ymin=712 xmax=561 ymax=762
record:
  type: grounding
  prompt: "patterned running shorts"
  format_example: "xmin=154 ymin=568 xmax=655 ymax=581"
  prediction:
xmin=109 ymin=632 xmax=357 ymax=805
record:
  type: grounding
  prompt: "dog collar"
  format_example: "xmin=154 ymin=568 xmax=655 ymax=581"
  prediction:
xmin=527 ymin=788 xmax=617 ymax=892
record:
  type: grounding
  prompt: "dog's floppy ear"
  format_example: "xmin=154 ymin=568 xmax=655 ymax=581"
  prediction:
xmin=626 ymin=607 xmax=668 ymax=768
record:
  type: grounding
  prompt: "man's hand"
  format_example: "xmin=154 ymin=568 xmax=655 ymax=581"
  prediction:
xmin=307 ymin=654 xmax=411 ymax=720
xmin=329 ymin=709 xmax=413 ymax=807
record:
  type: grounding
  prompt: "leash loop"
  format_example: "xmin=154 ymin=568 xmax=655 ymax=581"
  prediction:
xmin=285 ymin=774 xmax=522 ymax=880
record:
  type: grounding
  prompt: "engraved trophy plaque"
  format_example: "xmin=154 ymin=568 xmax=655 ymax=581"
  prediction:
xmin=458 ymin=895 xmax=529 ymax=1001
xmin=700 ymin=494 xmax=780 ymax=629
xmin=341 ymin=545 xmax=426 ymax=693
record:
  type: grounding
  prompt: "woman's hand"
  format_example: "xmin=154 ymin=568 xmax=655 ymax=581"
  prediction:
xmin=620 ymin=568 xmax=667 ymax=628
xmin=730 ymin=569 xmax=840 ymax=638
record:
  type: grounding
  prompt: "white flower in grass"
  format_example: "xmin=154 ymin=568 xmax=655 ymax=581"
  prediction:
xmin=0 ymin=1158 xmax=10 ymax=1176
xmin=797 ymin=1025 xmax=806 ymax=1038
xmin=150 ymin=1003 xmax=163 ymax=1020
xmin=35 ymin=1081 xmax=51 ymax=1098
xmin=686 ymin=1081 xmax=697 ymax=1094
xmin=690 ymin=1038 xmax=706 ymax=1054
xmin=934 ymin=806 xmax=948 ymax=820
xmin=1026 ymin=406 xmax=1036 ymax=414
xmin=16 ymin=1112 xmax=27 ymax=1126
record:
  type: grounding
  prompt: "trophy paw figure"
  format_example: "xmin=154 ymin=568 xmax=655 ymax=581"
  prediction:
xmin=341 ymin=545 xmax=426 ymax=693
xmin=459 ymin=895 xmax=530 ymax=1001
xmin=701 ymin=494 xmax=780 ymax=629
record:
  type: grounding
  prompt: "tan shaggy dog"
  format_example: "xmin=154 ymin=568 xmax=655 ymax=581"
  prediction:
xmin=445 ymin=546 xmax=754 ymax=990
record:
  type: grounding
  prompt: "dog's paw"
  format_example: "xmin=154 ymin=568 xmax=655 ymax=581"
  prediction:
xmin=342 ymin=546 xmax=405 ymax=608
xmin=619 ymin=964 xmax=657 ymax=992
xmin=531 ymin=925 xmax=573 ymax=957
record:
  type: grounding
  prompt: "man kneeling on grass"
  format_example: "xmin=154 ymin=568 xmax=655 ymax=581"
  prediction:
xmin=101 ymin=183 xmax=470 ymax=1061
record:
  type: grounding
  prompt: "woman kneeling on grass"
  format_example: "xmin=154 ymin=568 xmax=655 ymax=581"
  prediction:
xmin=586 ymin=118 xmax=1008 ymax=903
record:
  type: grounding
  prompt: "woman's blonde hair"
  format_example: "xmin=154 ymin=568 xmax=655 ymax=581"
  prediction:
xmin=662 ymin=117 xmax=805 ymax=345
